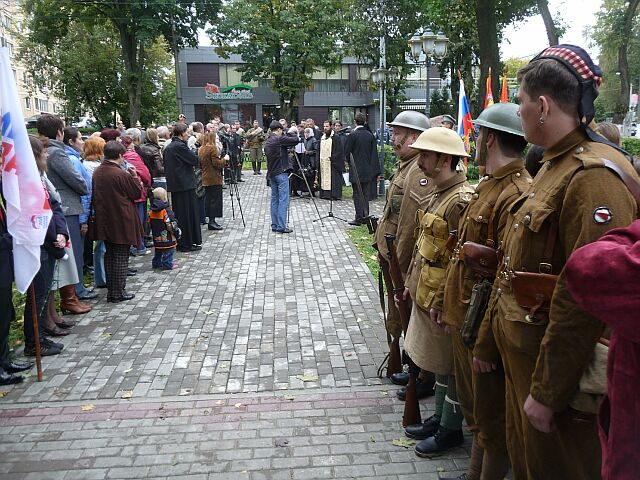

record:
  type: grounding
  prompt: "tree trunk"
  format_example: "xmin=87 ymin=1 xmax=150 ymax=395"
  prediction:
xmin=475 ymin=0 xmax=500 ymax=115
xmin=117 ymin=25 xmax=144 ymax=126
xmin=613 ymin=0 xmax=640 ymax=124
xmin=537 ymin=0 xmax=559 ymax=46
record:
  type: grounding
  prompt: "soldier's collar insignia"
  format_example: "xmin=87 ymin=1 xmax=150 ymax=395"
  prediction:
xmin=419 ymin=178 xmax=428 ymax=186
xmin=593 ymin=207 xmax=612 ymax=224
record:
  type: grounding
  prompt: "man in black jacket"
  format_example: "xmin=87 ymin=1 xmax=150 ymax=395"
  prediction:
xmin=344 ymin=112 xmax=380 ymax=225
xmin=263 ymin=121 xmax=299 ymax=233
xmin=164 ymin=123 xmax=202 ymax=252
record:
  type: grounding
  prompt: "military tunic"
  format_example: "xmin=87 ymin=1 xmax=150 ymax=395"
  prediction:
xmin=475 ymin=128 xmax=638 ymax=480
xmin=374 ymin=156 xmax=431 ymax=338
xmin=404 ymin=172 xmax=472 ymax=374
xmin=433 ymin=160 xmax=532 ymax=456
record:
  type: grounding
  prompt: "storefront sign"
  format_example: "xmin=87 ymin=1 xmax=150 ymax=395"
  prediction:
xmin=204 ymin=83 xmax=254 ymax=101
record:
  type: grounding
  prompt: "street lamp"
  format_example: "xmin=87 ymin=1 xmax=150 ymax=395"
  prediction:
xmin=370 ymin=65 xmax=398 ymax=195
xmin=409 ymin=29 xmax=449 ymax=116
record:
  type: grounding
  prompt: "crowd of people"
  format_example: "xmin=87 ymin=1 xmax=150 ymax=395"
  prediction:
xmin=375 ymin=44 xmax=640 ymax=480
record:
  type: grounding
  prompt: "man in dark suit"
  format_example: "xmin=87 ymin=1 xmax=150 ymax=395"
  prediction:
xmin=344 ymin=112 xmax=380 ymax=225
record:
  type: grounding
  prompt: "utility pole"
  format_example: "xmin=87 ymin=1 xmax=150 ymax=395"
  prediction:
xmin=171 ymin=17 xmax=183 ymax=116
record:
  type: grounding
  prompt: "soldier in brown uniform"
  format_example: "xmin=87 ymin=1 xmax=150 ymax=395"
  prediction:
xmin=473 ymin=45 xmax=638 ymax=479
xmin=374 ymin=111 xmax=435 ymax=398
xmin=400 ymin=128 xmax=474 ymax=455
xmin=432 ymin=103 xmax=531 ymax=480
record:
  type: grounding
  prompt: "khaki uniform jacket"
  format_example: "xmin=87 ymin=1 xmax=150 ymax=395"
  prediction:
xmin=434 ymin=160 xmax=532 ymax=328
xmin=476 ymin=128 xmax=638 ymax=411
xmin=374 ymin=155 xmax=431 ymax=264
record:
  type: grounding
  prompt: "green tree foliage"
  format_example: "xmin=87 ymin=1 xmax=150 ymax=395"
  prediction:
xmin=210 ymin=0 xmax=347 ymax=121
xmin=429 ymin=88 xmax=455 ymax=117
xmin=17 ymin=22 xmax=177 ymax=128
xmin=23 ymin=0 xmax=218 ymax=125
xmin=343 ymin=0 xmax=426 ymax=116
xmin=591 ymin=0 xmax=640 ymax=123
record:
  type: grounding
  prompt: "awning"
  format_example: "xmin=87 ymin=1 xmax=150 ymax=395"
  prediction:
xmin=398 ymin=104 xmax=426 ymax=111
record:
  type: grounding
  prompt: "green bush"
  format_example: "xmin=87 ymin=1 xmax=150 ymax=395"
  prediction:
xmin=466 ymin=162 xmax=480 ymax=181
xmin=378 ymin=144 xmax=397 ymax=180
xmin=622 ymin=137 xmax=640 ymax=157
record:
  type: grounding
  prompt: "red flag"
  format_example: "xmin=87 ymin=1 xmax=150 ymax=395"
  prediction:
xmin=484 ymin=67 xmax=494 ymax=109
xmin=0 ymin=48 xmax=52 ymax=293
xmin=500 ymin=66 xmax=509 ymax=103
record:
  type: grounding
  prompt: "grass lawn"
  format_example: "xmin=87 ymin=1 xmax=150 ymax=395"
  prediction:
xmin=345 ymin=224 xmax=379 ymax=278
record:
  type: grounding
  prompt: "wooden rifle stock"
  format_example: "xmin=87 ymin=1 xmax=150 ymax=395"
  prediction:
xmin=379 ymin=256 xmax=403 ymax=378
xmin=384 ymin=234 xmax=422 ymax=427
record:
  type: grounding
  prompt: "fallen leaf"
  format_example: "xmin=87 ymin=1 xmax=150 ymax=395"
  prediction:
xmin=234 ymin=402 xmax=243 ymax=408
xmin=283 ymin=395 xmax=296 ymax=401
xmin=369 ymin=435 xmax=376 ymax=443
xmin=0 ymin=391 xmax=8 ymax=398
xmin=101 ymin=332 xmax=112 ymax=338
xmin=123 ymin=368 xmax=133 ymax=374
xmin=344 ymin=352 xmax=353 ymax=357
xmin=204 ymin=310 xmax=215 ymax=315
xmin=392 ymin=438 xmax=417 ymax=449
xmin=437 ymin=467 xmax=445 ymax=472
xmin=216 ymin=400 xmax=224 ymax=405
xmin=380 ymin=390 xmax=389 ymax=396
xmin=80 ymin=405 xmax=95 ymax=411
xmin=121 ymin=391 xmax=133 ymax=399
xmin=178 ymin=389 xmax=192 ymax=396
xmin=296 ymin=374 xmax=319 ymax=382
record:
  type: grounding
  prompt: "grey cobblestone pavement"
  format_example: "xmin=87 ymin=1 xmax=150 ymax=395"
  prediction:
xmin=0 ymin=173 xmax=471 ymax=479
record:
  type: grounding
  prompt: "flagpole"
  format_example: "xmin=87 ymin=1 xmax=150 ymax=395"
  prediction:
xmin=28 ymin=284 xmax=43 ymax=381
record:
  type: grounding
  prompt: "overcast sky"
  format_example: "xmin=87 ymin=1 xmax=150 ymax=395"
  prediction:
xmin=501 ymin=0 xmax=602 ymax=59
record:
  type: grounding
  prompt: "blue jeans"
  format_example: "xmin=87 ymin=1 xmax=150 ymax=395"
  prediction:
xmin=152 ymin=248 xmax=175 ymax=270
xmin=93 ymin=240 xmax=106 ymax=287
xmin=270 ymin=173 xmax=289 ymax=231
xmin=135 ymin=201 xmax=146 ymax=254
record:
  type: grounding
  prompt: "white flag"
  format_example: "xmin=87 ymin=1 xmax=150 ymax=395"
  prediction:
xmin=0 ymin=48 xmax=52 ymax=293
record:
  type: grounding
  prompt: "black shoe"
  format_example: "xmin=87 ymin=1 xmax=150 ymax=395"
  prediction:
xmin=208 ymin=222 xmax=223 ymax=231
xmin=24 ymin=339 xmax=63 ymax=357
xmin=177 ymin=245 xmax=194 ymax=252
xmin=0 ymin=369 xmax=23 ymax=385
xmin=107 ymin=292 xmax=135 ymax=303
xmin=128 ymin=267 xmax=138 ymax=273
xmin=405 ymin=414 xmax=441 ymax=439
xmin=390 ymin=372 xmax=409 ymax=386
xmin=126 ymin=268 xmax=137 ymax=277
xmin=396 ymin=379 xmax=436 ymax=401
xmin=96 ymin=284 xmax=107 ymax=289
xmin=238 ymin=179 xmax=245 ymax=182
xmin=78 ymin=291 xmax=98 ymax=300
xmin=277 ymin=228 xmax=293 ymax=234
xmin=348 ymin=219 xmax=362 ymax=226
xmin=414 ymin=426 xmax=464 ymax=457
xmin=1 ymin=360 xmax=33 ymax=373
xmin=55 ymin=318 xmax=76 ymax=329
xmin=43 ymin=325 xmax=70 ymax=337
xmin=193 ymin=245 xmax=202 ymax=251
xmin=43 ymin=338 xmax=64 ymax=350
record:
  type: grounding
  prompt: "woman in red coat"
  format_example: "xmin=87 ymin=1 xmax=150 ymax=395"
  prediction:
xmin=565 ymin=219 xmax=640 ymax=480
xmin=91 ymin=141 xmax=143 ymax=303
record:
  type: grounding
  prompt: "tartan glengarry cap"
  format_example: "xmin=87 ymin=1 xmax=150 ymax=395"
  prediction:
xmin=533 ymin=44 xmax=602 ymax=88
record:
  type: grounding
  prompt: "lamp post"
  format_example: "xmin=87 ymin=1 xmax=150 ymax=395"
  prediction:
xmin=409 ymin=29 xmax=449 ymax=117
xmin=371 ymin=65 xmax=398 ymax=195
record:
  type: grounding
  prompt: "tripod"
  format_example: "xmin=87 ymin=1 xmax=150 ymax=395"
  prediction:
xmin=225 ymin=160 xmax=246 ymax=227
xmin=288 ymin=151 xmax=324 ymax=226
xmin=313 ymin=154 xmax=348 ymax=224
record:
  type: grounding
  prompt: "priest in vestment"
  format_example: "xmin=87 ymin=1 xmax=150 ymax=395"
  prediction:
xmin=317 ymin=120 xmax=345 ymax=200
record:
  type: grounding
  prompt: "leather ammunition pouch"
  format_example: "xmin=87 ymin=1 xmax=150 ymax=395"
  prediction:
xmin=509 ymin=271 xmax=558 ymax=318
xmin=461 ymin=241 xmax=498 ymax=279
xmin=460 ymin=278 xmax=493 ymax=348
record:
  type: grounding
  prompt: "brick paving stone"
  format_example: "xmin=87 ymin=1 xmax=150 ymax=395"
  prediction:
xmin=0 ymin=174 xmax=473 ymax=478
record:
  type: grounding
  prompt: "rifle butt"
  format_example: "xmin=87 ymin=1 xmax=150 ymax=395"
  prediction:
xmin=402 ymin=372 xmax=422 ymax=427
xmin=387 ymin=337 xmax=402 ymax=377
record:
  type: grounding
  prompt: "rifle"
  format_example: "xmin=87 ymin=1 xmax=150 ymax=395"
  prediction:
xmin=378 ymin=254 xmax=403 ymax=378
xmin=384 ymin=233 xmax=422 ymax=427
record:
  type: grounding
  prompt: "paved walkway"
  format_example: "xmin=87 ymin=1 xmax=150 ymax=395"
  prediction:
xmin=0 ymin=173 xmax=471 ymax=479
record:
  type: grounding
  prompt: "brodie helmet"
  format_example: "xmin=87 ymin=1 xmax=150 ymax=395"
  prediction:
xmin=410 ymin=127 xmax=470 ymax=157
xmin=388 ymin=111 xmax=431 ymax=132
xmin=472 ymin=103 xmax=524 ymax=137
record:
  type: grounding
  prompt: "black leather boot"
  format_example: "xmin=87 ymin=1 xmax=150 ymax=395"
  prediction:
xmin=405 ymin=414 xmax=441 ymax=439
xmin=414 ymin=425 xmax=464 ymax=457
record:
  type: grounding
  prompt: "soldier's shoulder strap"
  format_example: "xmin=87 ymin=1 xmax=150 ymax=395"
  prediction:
xmin=435 ymin=185 xmax=474 ymax=218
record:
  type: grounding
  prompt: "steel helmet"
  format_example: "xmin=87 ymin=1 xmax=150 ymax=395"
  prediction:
xmin=472 ymin=103 xmax=524 ymax=136
xmin=409 ymin=127 xmax=470 ymax=157
xmin=441 ymin=114 xmax=455 ymax=126
xmin=388 ymin=111 xmax=431 ymax=132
